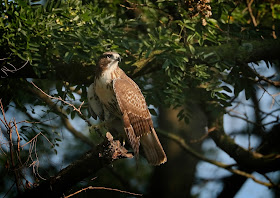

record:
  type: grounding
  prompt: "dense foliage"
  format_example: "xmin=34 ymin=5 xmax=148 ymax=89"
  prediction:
xmin=0 ymin=0 xmax=280 ymax=197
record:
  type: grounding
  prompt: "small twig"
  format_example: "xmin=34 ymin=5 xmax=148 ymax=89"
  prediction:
xmin=21 ymin=132 xmax=42 ymax=148
xmin=256 ymin=73 xmax=280 ymax=88
xmin=30 ymin=81 xmax=93 ymax=128
xmin=228 ymin=97 xmax=279 ymax=127
xmin=0 ymin=53 xmax=12 ymax=61
xmin=1 ymin=100 xmax=22 ymax=193
xmin=21 ymin=132 xmax=54 ymax=148
xmin=190 ymin=127 xmax=216 ymax=143
xmin=227 ymin=112 xmax=259 ymax=126
xmin=13 ymin=119 xmax=21 ymax=153
xmin=271 ymin=23 xmax=277 ymax=40
xmin=28 ymin=84 xmax=95 ymax=147
xmin=260 ymin=108 xmax=280 ymax=120
xmin=9 ymin=124 xmax=22 ymax=193
xmin=247 ymin=0 xmax=257 ymax=27
xmin=257 ymin=85 xmax=280 ymax=107
xmin=40 ymin=132 xmax=54 ymax=147
xmin=30 ymin=81 xmax=84 ymax=115
xmin=64 ymin=186 xmax=143 ymax=198
xmin=0 ymin=99 xmax=9 ymax=128
xmin=249 ymin=63 xmax=280 ymax=88
xmin=270 ymin=92 xmax=280 ymax=109
xmin=22 ymin=132 xmax=49 ymax=181
xmin=263 ymin=174 xmax=275 ymax=185
xmin=3 ymin=182 xmax=16 ymax=198
xmin=229 ymin=101 xmax=280 ymax=120
xmin=13 ymin=119 xmax=24 ymax=169
xmin=262 ymin=119 xmax=279 ymax=127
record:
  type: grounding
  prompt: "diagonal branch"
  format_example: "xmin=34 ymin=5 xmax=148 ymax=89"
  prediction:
xmin=31 ymin=81 xmax=84 ymax=115
xmin=246 ymin=0 xmax=257 ymax=27
xmin=26 ymin=82 xmax=95 ymax=147
xmin=209 ymin=128 xmax=280 ymax=173
xmin=64 ymin=186 xmax=142 ymax=198
xmin=15 ymin=132 xmax=133 ymax=198
xmin=157 ymin=129 xmax=280 ymax=189
xmin=248 ymin=65 xmax=280 ymax=87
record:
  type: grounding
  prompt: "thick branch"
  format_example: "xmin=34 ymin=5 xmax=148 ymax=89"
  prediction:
xmin=217 ymin=172 xmax=249 ymax=198
xmin=16 ymin=133 xmax=132 ymax=198
xmin=158 ymin=129 xmax=279 ymax=188
xmin=17 ymin=149 xmax=101 ymax=198
xmin=209 ymin=129 xmax=280 ymax=173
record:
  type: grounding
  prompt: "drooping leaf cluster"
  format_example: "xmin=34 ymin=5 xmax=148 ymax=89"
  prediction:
xmin=1 ymin=0 xmax=279 ymax=109
xmin=0 ymin=0 xmax=279 ymax=142
xmin=0 ymin=0 xmax=280 ymax=197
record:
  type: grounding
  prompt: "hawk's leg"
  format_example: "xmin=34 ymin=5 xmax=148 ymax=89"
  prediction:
xmin=88 ymin=118 xmax=112 ymax=138
xmin=89 ymin=123 xmax=105 ymax=138
xmin=89 ymin=117 xmax=122 ymax=137
xmin=106 ymin=118 xmax=127 ymax=145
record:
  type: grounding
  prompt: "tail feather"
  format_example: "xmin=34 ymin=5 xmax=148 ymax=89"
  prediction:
xmin=140 ymin=128 xmax=167 ymax=165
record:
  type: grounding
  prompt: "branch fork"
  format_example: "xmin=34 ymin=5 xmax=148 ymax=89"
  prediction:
xmin=99 ymin=132 xmax=133 ymax=161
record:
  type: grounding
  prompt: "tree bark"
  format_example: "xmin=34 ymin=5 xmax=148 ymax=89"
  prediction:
xmin=148 ymin=103 xmax=207 ymax=198
xmin=15 ymin=134 xmax=131 ymax=198
xmin=209 ymin=129 xmax=280 ymax=173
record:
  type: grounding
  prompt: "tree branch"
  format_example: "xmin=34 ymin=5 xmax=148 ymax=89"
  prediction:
xmin=26 ymin=82 xmax=95 ymax=147
xmin=30 ymin=81 xmax=85 ymax=116
xmin=209 ymin=129 xmax=280 ymax=173
xmin=254 ymin=70 xmax=280 ymax=87
xmin=246 ymin=0 xmax=257 ymax=27
xmin=157 ymin=129 xmax=280 ymax=189
xmin=64 ymin=186 xmax=142 ymax=198
xmin=16 ymin=132 xmax=133 ymax=198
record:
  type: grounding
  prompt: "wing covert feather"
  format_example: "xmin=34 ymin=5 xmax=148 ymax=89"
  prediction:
xmin=113 ymin=79 xmax=153 ymax=137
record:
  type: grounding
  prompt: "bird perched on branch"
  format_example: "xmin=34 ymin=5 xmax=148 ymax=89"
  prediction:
xmin=87 ymin=51 xmax=167 ymax=165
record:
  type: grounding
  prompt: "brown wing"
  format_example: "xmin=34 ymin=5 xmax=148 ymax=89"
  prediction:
xmin=113 ymin=78 xmax=153 ymax=155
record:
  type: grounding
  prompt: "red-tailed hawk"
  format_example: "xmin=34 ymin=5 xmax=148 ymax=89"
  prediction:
xmin=88 ymin=52 xmax=167 ymax=165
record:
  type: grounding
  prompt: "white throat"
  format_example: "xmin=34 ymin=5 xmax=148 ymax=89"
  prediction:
xmin=99 ymin=61 xmax=118 ymax=84
xmin=108 ymin=60 xmax=118 ymax=69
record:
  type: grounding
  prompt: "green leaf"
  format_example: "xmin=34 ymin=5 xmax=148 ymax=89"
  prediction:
xmin=162 ymin=59 xmax=169 ymax=69
xmin=189 ymin=44 xmax=195 ymax=54
xmin=73 ymin=15 xmax=79 ymax=21
xmin=184 ymin=116 xmax=189 ymax=124
xmin=71 ymin=111 xmax=75 ymax=119
xmin=67 ymin=92 xmax=75 ymax=100
xmin=221 ymin=86 xmax=232 ymax=93
xmin=64 ymin=51 xmax=74 ymax=63
xmin=149 ymin=108 xmax=158 ymax=116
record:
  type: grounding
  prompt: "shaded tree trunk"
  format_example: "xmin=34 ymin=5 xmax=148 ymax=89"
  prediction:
xmin=147 ymin=103 xmax=207 ymax=197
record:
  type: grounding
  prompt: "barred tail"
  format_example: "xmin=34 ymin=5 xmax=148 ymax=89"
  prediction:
xmin=140 ymin=128 xmax=167 ymax=166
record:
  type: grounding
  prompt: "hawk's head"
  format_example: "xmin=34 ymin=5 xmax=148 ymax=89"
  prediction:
xmin=98 ymin=52 xmax=121 ymax=70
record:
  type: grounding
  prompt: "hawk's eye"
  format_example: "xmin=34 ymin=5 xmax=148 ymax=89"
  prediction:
xmin=106 ymin=54 xmax=113 ymax=59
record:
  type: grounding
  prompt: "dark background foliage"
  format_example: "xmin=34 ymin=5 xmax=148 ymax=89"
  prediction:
xmin=1 ymin=0 xmax=280 ymax=197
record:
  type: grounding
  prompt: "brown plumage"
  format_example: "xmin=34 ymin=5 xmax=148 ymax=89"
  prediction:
xmin=88 ymin=52 xmax=167 ymax=165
